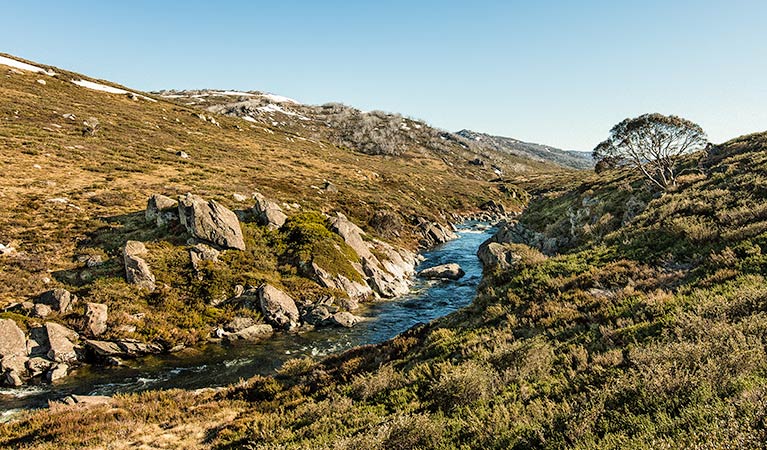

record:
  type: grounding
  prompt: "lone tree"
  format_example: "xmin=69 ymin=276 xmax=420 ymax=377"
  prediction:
xmin=593 ymin=113 xmax=708 ymax=190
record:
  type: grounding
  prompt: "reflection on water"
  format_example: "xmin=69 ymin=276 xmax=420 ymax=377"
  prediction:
xmin=0 ymin=222 xmax=494 ymax=414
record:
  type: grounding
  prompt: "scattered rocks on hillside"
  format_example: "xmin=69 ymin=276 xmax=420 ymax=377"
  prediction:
xmin=178 ymin=194 xmax=246 ymax=250
xmin=0 ymin=319 xmax=28 ymax=386
xmin=123 ymin=241 xmax=156 ymax=292
xmin=146 ymin=194 xmax=178 ymax=227
xmin=417 ymin=263 xmax=465 ymax=280
xmin=257 ymin=284 xmax=300 ymax=330
xmin=253 ymin=192 xmax=288 ymax=230
xmin=38 ymin=288 xmax=76 ymax=314
xmin=84 ymin=302 xmax=108 ymax=337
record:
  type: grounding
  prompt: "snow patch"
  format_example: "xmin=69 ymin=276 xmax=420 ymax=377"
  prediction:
xmin=242 ymin=115 xmax=257 ymax=123
xmin=260 ymin=93 xmax=298 ymax=104
xmin=0 ymin=55 xmax=56 ymax=75
xmin=71 ymin=79 xmax=157 ymax=102
xmin=215 ymin=91 xmax=256 ymax=97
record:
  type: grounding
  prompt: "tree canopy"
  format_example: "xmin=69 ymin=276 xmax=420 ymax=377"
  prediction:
xmin=593 ymin=113 xmax=708 ymax=190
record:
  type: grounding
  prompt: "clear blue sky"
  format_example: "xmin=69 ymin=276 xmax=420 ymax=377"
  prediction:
xmin=2 ymin=0 xmax=765 ymax=150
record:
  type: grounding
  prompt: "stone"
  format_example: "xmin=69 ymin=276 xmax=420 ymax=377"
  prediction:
xmin=310 ymin=263 xmax=372 ymax=306
xmin=0 ymin=243 xmax=15 ymax=256
xmin=176 ymin=150 xmax=190 ymax=159
xmin=26 ymin=356 xmax=55 ymax=377
xmin=46 ymin=363 xmax=68 ymax=381
xmin=84 ymin=302 xmax=108 ymax=337
xmin=0 ymin=319 xmax=28 ymax=362
xmin=253 ymin=192 xmax=288 ymax=230
xmin=257 ymin=284 xmax=300 ymax=329
xmin=84 ymin=339 xmax=162 ymax=359
xmin=189 ymin=243 xmax=221 ymax=277
xmin=123 ymin=241 xmax=156 ymax=292
xmin=178 ymin=194 xmax=246 ymax=250
xmin=45 ymin=323 xmax=78 ymax=363
xmin=38 ymin=288 xmax=75 ymax=314
xmin=145 ymin=194 xmax=178 ymax=227
xmin=477 ymin=242 xmax=519 ymax=271
xmin=417 ymin=263 xmax=465 ymax=281
xmin=33 ymin=303 xmax=52 ymax=318
xmin=223 ymin=317 xmax=255 ymax=333
xmin=328 ymin=212 xmax=374 ymax=261
xmin=223 ymin=324 xmax=274 ymax=342
xmin=330 ymin=311 xmax=364 ymax=328
xmin=302 ymin=305 xmax=332 ymax=326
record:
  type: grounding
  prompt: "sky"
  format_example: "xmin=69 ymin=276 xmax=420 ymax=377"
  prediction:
xmin=1 ymin=0 xmax=765 ymax=150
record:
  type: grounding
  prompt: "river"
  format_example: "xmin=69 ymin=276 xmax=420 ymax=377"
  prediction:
xmin=0 ymin=222 xmax=494 ymax=419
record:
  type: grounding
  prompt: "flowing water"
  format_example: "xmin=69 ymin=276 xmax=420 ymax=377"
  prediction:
xmin=0 ymin=222 xmax=494 ymax=418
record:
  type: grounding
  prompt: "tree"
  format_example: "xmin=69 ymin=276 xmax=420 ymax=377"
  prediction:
xmin=593 ymin=113 xmax=707 ymax=190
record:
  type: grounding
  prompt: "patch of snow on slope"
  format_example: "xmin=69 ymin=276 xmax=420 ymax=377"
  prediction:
xmin=0 ymin=55 xmax=56 ymax=75
xmin=260 ymin=94 xmax=298 ymax=104
xmin=217 ymin=91 xmax=256 ymax=96
xmin=71 ymin=79 xmax=157 ymax=102
xmin=242 ymin=116 xmax=257 ymax=122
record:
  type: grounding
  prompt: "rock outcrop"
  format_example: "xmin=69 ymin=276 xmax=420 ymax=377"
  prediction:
xmin=189 ymin=243 xmax=221 ymax=280
xmin=38 ymin=288 xmax=75 ymax=314
xmin=45 ymin=322 xmax=79 ymax=363
xmin=85 ymin=339 xmax=162 ymax=360
xmin=257 ymin=284 xmax=300 ymax=329
xmin=330 ymin=311 xmax=364 ymax=328
xmin=484 ymin=220 xmax=558 ymax=255
xmin=0 ymin=319 xmax=28 ymax=386
xmin=123 ymin=240 xmax=156 ymax=291
xmin=416 ymin=219 xmax=458 ymax=248
xmin=326 ymin=213 xmax=416 ymax=300
xmin=477 ymin=242 xmax=520 ymax=271
xmin=178 ymin=193 xmax=246 ymax=250
xmin=417 ymin=263 xmax=465 ymax=280
xmin=223 ymin=324 xmax=274 ymax=342
xmin=253 ymin=192 xmax=288 ymax=230
xmin=145 ymin=194 xmax=178 ymax=227
xmin=84 ymin=302 xmax=108 ymax=336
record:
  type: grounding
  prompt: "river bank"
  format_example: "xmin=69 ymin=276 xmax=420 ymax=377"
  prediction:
xmin=0 ymin=222 xmax=496 ymax=420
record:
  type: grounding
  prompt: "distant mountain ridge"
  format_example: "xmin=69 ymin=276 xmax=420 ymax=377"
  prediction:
xmin=456 ymin=129 xmax=593 ymax=170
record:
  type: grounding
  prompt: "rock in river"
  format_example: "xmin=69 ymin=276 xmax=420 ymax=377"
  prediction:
xmin=257 ymin=284 xmax=300 ymax=329
xmin=417 ymin=263 xmax=465 ymax=281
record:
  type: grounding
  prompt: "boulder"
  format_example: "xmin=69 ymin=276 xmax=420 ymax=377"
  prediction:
xmin=330 ymin=312 xmax=364 ymax=328
xmin=417 ymin=263 xmax=465 ymax=281
xmin=0 ymin=319 xmax=29 ymax=384
xmin=123 ymin=241 xmax=156 ymax=291
xmin=84 ymin=302 xmax=108 ymax=336
xmin=328 ymin=213 xmax=374 ymax=261
xmin=178 ymin=194 xmax=246 ymax=250
xmin=145 ymin=194 xmax=178 ymax=227
xmin=257 ymin=284 xmax=300 ymax=329
xmin=33 ymin=303 xmax=52 ymax=318
xmin=85 ymin=339 xmax=162 ymax=359
xmin=418 ymin=220 xmax=458 ymax=248
xmin=26 ymin=356 xmax=55 ymax=377
xmin=223 ymin=324 xmax=274 ymax=342
xmin=38 ymin=288 xmax=75 ymax=314
xmin=61 ymin=394 xmax=112 ymax=406
xmin=223 ymin=317 xmax=255 ymax=333
xmin=302 ymin=305 xmax=332 ymax=326
xmin=310 ymin=263 xmax=372 ymax=306
xmin=45 ymin=323 xmax=78 ymax=363
xmin=252 ymin=192 xmax=288 ymax=230
xmin=477 ymin=242 xmax=519 ymax=271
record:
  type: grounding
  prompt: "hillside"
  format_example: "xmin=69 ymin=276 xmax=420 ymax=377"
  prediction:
xmin=156 ymin=89 xmax=582 ymax=171
xmin=0 ymin=53 xmax=567 ymax=390
xmin=456 ymin=129 xmax=594 ymax=170
xmin=4 ymin=109 xmax=767 ymax=449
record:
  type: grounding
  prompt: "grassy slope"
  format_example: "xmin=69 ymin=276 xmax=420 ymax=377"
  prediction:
xmin=0 ymin=54 xmax=560 ymax=347
xmin=4 ymin=129 xmax=767 ymax=448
